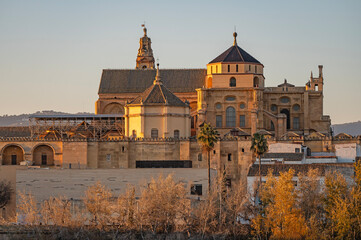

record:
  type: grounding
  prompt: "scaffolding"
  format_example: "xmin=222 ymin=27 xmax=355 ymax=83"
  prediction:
xmin=29 ymin=114 xmax=124 ymax=139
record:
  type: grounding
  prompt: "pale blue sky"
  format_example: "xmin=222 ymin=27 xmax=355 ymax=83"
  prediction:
xmin=0 ymin=0 xmax=360 ymax=124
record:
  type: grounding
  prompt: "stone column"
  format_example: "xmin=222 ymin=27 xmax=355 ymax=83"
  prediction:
xmin=140 ymin=105 xmax=145 ymax=138
xmin=304 ymin=92 xmax=310 ymax=135
xmin=163 ymin=105 xmax=169 ymax=138
xmin=251 ymin=109 xmax=257 ymax=136
xmin=277 ymin=114 xmax=287 ymax=138
xmin=124 ymin=106 xmax=129 ymax=137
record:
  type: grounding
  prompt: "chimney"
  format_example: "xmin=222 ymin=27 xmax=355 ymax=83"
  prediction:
xmin=318 ymin=65 xmax=323 ymax=78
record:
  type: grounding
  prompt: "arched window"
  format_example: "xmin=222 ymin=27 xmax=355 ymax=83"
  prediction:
xmin=151 ymin=128 xmax=158 ymax=138
xmin=198 ymin=153 xmax=202 ymax=161
xmin=253 ymin=77 xmax=259 ymax=87
xmin=174 ymin=130 xmax=180 ymax=139
xmin=236 ymin=65 xmax=239 ymax=72
xmin=270 ymin=121 xmax=275 ymax=130
xmin=293 ymin=104 xmax=300 ymax=111
xmin=226 ymin=107 xmax=236 ymax=127
xmin=228 ymin=65 xmax=230 ymax=72
xmin=280 ymin=97 xmax=290 ymax=104
xmin=270 ymin=104 xmax=277 ymax=112
xmin=225 ymin=96 xmax=236 ymax=101
xmin=230 ymin=77 xmax=236 ymax=87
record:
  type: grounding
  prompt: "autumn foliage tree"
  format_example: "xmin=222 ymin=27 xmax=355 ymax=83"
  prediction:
xmin=0 ymin=180 xmax=12 ymax=209
xmin=137 ymin=175 xmax=189 ymax=234
xmin=253 ymin=169 xmax=308 ymax=239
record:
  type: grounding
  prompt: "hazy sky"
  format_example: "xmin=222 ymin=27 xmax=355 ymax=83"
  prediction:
xmin=0 ymin=0 xmax=360 ymax=124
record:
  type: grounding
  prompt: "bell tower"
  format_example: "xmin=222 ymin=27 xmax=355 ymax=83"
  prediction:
xmin=136 ymin=25 xmax=155 ymax=69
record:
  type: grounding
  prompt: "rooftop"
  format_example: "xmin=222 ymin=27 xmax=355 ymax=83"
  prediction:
xmin=98 ymin=69 xmax=206 ymax=94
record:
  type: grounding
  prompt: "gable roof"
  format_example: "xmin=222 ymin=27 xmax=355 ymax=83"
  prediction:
xmin=334 ymin=133 xmax=353 ymax=139
xmin=225 ymin=127 xmax=250 ymax=137
xmin=278 ymin=79 xmax=295 ymax=87
xmin=209 ymin=45 xmax=261 ymax=64
xmin=128 ymin=82 xmax=188 ymax=107
xmin=98 ymin=69 xmax=206 ymax=94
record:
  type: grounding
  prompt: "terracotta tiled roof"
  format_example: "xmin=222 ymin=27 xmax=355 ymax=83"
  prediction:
xmin=98 ymin=69 xmax=206 ymax=94
xmin=209 ymin=45 xmax=261 ymax=64
xmin=128 ymin=82 xmax=188 ymax=107
xmin=0 ymin=127 xmax=31 ymax=137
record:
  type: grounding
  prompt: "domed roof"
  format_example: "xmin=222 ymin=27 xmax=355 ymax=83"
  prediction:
xmin=209 ymin=32 xmax=261 ymax=64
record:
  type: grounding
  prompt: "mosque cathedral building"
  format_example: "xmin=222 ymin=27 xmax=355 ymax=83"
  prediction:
xmin=1 ymin=26 xmax=359 ymax=185
xmin=97 ymin=26 xmax=331 ymax=139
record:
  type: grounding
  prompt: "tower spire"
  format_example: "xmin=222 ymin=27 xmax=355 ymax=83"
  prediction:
xmin=136 ymin=24 xmax=155 ymax=69
xmin=233 ymin=32 xmax=238 ymax=46
xmin=154 ymin=62 xmax=162 ymax=85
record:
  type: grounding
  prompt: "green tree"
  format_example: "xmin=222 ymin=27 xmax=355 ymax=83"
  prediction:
xmin=250 ymin=133 xmax=268 ymax=185
xmin=197 ymin=122 xmax=219 ymax=193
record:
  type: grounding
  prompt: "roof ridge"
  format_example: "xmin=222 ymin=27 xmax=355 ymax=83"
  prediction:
xmin=103 ymin=68 xmax=207 ymax=71
xmin=235 ymin=46 xmax=245 ymax=62
xmin=223 ymin=46 xmax=235 ymax=63
xmin=159 ymin=85 xmax=167 ymax=103
xmin=143 ymin=85 xmax=156 ymax=103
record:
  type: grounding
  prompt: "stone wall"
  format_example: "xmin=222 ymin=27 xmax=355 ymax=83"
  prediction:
xmin=16 ymin=168 xmax=214 ymax=203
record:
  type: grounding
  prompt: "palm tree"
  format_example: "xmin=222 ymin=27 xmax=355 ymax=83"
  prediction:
xmin=250 ymin=133 xmax=269 ymax=186
xmin=197 ymin=122 xmax=219 ymax=193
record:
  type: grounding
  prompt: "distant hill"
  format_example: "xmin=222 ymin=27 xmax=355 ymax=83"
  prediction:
xmin=332 ymin=121 xmax=361 ymax=136
xmin=0 ymin=111 xmax=93 ymax=127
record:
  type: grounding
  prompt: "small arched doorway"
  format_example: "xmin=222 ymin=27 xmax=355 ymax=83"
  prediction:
xmin=33 ymin=145 xmax=54 ymax=166
xmin=280 ymin=109 xmax=290 ymax=129
xmin=1 ymin=145 xmax=24 ymax=165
